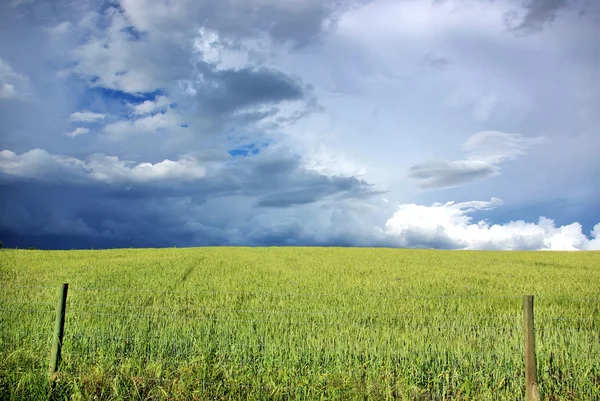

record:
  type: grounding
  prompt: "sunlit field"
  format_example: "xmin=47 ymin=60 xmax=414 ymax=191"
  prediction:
xmin=1 ymin=247 xmax=599 ymax=400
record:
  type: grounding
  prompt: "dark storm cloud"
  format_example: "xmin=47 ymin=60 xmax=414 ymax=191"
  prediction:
xmin=5 ymin=0 xmax=365 ymax=49
xmin=0 ymin=148 xmax=374 ymax=198
xmin=194 ymin=63 xmax=308 ymax=117
xmin=0 ymin=149 xmax=383 ymax=249
xmin=255 ymin=176 xmax=377 ymax=208
xmin=0 ymin=179 xmax=247 ymax=249
xmin=504 ymin=0 xmax=570 ymax=34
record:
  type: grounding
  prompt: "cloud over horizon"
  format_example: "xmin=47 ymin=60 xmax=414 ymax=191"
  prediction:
xmin=1 ymin=0 xmax=599 ymax=250
xmin=0 ymin=148 xmax=207 ymax=184
xmin=384 ymin=197 xmax=600 ymax=251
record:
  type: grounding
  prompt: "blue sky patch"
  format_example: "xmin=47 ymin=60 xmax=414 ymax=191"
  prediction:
xmin=90 ymin=88 xmax=165 ymax=105
xmin=121 ymin=26 xmax=144 ymax=41
xmin=228 ymin=142 xmax=268 ymax=157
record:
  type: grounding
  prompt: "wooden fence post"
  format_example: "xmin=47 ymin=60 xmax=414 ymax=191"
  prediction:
xmin=523 ymin=295 xmax=540 ymax=401
xmin=49 ymin=283 xmax=68 ymax=381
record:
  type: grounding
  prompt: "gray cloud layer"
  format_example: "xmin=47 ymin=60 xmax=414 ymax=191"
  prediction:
xmin=0 ymin=146 xmax=385 ymax=248
xmin=409 ymin=131 xmax=544 ymax=190
xmin=193 ymin=64 xmax=309 ymax=117
xmin=504 ymin=0 xmax=591 ymax=34
xmin=409 ymin=160 xmax=498 ymax=189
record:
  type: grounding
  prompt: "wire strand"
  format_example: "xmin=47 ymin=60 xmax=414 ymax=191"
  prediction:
xmin=0 ymin=307 xmax=54 ymax=314
xmin=2 ymin=283 xmax=598 ymax=301
xmin=65 ymin=304 xmax=523 ymax=320
xmin=53 ymin=285 xmax=528 ymax=299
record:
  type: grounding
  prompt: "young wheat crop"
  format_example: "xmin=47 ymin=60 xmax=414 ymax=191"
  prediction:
xmin=1 ymin=247 xmax=599 ymax=400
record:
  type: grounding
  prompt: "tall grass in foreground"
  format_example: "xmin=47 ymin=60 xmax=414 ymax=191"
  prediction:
xmin=0 ymin=247 xmax=599 ymax=400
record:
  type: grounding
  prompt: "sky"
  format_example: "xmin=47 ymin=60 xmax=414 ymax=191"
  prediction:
xmin=1 ymin=0 xmax=599 ymax=251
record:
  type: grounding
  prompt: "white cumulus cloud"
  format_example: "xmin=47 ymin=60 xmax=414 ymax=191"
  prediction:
xmin=65 ymin=127 xmax=89 ymax=138
xmin=131 ymin=95 xmax=171 ymax=115
xmin=384 ymin=197 xmax=600 ymax=251
xmin=0 ymin=148 xmax=206 ymax=184
xmin=69 ymin=111 xmax=106 ymax=123
xmin=0 ymin=58 xmax=32 ymax=101
xmin=103 ymin=110 xmax=183 ymax=140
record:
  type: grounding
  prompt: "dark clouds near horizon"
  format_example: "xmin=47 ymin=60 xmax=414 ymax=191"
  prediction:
xmin=0 ymin=148 xmax=384 ymax=249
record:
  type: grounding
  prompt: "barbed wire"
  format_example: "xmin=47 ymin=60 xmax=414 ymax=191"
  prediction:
xmin=2 ymin=283 xmax=527 ymax=299
xmin=537 ymin=296 xmax=600 ymax=302
xmin=1 ymin=317 xmax=590 ymax=351
xmin=65 ymin=304 xmax=523 ymax=320
xmin=1 ymin=324 xmax=594 ymax=357
xmin=0 ymin=340 xmax=53 ymax=348
xmin=59 ymin=330 xmax=491 ymax=345
xmin=0 ymin=300 xmax=57 ymax=306
xmin=65 ymin=311 xmax=527 ymax=328
xmin=2 ymin=302 xmax=596 ymax=330
xmin=72 ymin=289 xmax=528 ymax=300
xmin=57 ymin=343 xmax=390 ymax=356
xmin=2 ymin=282 xmax=599 ymax=301
xmin=67 ymin=309 xmax=597 ymax=324
xmin=3 ymin=297 xmax=594 ymax=321
xmin=59 ymin=345 xmax=516 ymax=367
xmin=56 ymin=324 xmax=532 ymax=344
xmin=1 ymin=285 xmax=56 ymax=290
xmin=537 ymin=316 xmax=600 ymax=322
xmin=0 ymin=327 xmax=52 ymax=336
xmin=2 ymin=304 xmax=596 ymax=326
xmin=0 ymin=307 xmax=54 ymax=314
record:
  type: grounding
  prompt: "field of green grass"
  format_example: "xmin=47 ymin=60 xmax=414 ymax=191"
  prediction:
xmin=1 ymin=247 xmax=599 ymax=400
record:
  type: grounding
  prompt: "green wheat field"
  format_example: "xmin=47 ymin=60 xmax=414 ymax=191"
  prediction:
xmin=1 ymin=247 xmax=599 ymax=400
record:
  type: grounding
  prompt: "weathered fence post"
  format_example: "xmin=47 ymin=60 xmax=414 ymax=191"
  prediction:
xmin=523 ymin=295 xmax=540 ymax=401
xmin=49 ymin=283 xmax=68 ymax=381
